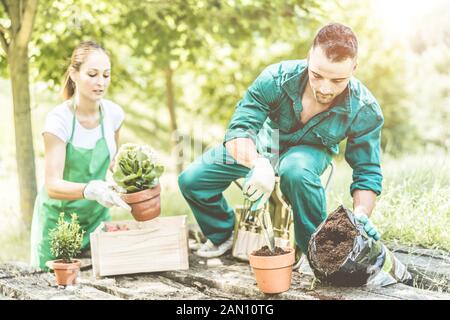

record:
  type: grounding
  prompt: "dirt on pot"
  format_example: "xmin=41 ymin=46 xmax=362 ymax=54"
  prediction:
xmin=252 ymin=245 xmax=289 ymax=256
xmin=313 ymin=208 xmax=358 ymax=274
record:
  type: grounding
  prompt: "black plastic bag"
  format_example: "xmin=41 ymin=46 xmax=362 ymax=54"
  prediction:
xmin=308 ymin=205 xmax=412 ymax=287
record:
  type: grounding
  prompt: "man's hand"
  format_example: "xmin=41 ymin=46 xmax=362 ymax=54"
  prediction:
xmin=84 ymin=180 xmax=131 ymax=212
xmin=243 ymin=157 xmax=275 ymax=210
xmin=354 ymin=209 xmax=381 ymax=241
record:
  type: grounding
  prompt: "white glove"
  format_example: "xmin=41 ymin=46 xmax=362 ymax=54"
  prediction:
xmin=83 ymin=180 xmax=131 ymax=212
xmin=243 ymin=157 xmax=275 ymax=210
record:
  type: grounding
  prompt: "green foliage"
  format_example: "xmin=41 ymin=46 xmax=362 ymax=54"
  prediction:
xmin=183 ymin=0 xmax=322 ymax=124
xmin=49 ymin=213 xmax=84 ymax=263
xmin=2 ymin=0 xmax=449 ymax=160
xmin=404 ymin=1 xmax=450 ymax=151
xmin=28 ymin=0 xmax=135 ymax=96
xmin=112 ymin=143 xmax=164 ymax=193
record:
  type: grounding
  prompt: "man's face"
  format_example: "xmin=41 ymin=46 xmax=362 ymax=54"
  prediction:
xmin=307 ymin=46 xmax=356 ymax=105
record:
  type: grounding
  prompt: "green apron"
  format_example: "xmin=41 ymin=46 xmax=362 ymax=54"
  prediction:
xmin=30 ymin=102 xmax=111 ymax=270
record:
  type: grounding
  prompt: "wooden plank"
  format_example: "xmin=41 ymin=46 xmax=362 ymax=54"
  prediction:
xmin=0 ymin=262 xmax=42 ymax=279
xmin=1 ymin=240 xmax=449 ymax=300
xmin=394 ymin=251 xmax=449 ymax=278
xmin=187 ymin=227 xmax=450 ymax=296
xmin=78 ymin=268 xmax=246 ymax=300
xmin=0 ymin=272 xmax=122 ymax=300
xmin=0 ymin=262 xmax=244 ymax=300
xmin=395 ymin=252 xmax=449 ymax=292
xmin=81 ymin=275 xmax=209 ymax=300
xmin=295 ymin=252 xmax=450 ymax=299
xmin=386 ymin=242 xmax=450 ymax=260
xmin=385 ymin=243 xmax=449 ymax=292
xmin=161 ymin=255 xmax=383 ymax=300
xmin=162 ymin=254 xmax=450 ymax=300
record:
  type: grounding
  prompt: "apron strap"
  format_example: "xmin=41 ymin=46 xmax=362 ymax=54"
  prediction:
xmin=69 ymin=100 xmax=77 ymax=143
xmin=69 ymin=100 xmax=105 ymax=143
xmin=99 ymin=103 xmax=105 ymax=138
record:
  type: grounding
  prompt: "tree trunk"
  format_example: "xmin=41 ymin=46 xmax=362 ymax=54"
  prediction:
xmin=165 ymin=67 xmax=183 ymax=174
xmin=8 ymin=45 xmax=37 ymax=227
xmin=0 ymin=0 xmax=39 ymax=226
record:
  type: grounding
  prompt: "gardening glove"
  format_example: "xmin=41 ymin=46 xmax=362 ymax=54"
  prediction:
xmin=354 ymin=212 xmax=381 ymax=241
xmin=83 ymin=180 xmax=131 ymax=212
xmin=243 ymin=157 xmax=275 ymax=211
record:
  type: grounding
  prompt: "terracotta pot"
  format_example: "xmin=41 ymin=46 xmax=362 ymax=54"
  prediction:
xmin=51 ymin=259 xmax=81 ymax=286
xmin=248 ymin=247 xmax=295 ymax=294
xmin=121 ymin=184 xmax=161 ymax=221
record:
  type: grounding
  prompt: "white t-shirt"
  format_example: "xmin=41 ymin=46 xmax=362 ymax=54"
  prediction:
xmin=43 ymin=99 xmax=125 ymax=160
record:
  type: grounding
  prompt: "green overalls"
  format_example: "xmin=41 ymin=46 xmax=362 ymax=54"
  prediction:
xmin=30 ymin=102 xmax=111 ymax=270
xmin=179 ymin=60 xmax=384 ymax=254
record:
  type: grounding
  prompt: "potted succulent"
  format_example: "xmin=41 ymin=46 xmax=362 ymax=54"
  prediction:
xmin=112 ymin=143 xmax=164 ymax=221
xmin=48 ymin=212 xmax=85 ymax=286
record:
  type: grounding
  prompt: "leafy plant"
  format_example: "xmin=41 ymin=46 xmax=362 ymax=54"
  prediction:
xmin=112 ymin=143 xmax=164 ymax=193
xmin=49 ymin=213 xmax=84 ymax=263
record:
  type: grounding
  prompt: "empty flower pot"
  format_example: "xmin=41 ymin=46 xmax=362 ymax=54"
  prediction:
xmin=248 ymin=247 xmax=295 ymax=294
xmin=121 ymin=184 xmax=161 ymax=221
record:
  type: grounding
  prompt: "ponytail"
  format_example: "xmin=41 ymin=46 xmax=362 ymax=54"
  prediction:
xmin=61 ymin=69 xmax=76 ymax=100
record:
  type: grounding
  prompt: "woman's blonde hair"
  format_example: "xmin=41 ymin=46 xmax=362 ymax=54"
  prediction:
xmin=61 ymin=40 xmax=109 ymax=100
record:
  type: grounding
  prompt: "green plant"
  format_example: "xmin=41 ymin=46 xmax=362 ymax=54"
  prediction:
xmin=112 ymin=143 xmax=164 ymax=193
xmin=49 ymin=213 xmax=84 ymax=263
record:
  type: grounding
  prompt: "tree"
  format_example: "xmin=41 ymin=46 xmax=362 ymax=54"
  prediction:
xmin=114 ymin=0 xmax=320 ymax=171
xmin=0 ymin=0 xmax=39 ymax=226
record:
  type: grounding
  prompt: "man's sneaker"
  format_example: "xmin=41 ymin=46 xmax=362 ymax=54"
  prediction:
xmin=188 ymin=239 xmax=203 ymax=251
xmin=195 ymin=234 xmax=234 ymax=258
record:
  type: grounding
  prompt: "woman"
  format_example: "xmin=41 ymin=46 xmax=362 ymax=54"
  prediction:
xmin=30 ymin=41 xmax=130 ymax=270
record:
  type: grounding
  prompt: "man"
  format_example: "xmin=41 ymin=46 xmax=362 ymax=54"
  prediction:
xmin=179 ymin=23 xmax=383 ymax=258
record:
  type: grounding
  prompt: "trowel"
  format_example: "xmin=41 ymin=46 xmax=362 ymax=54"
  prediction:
xmin=251 ymin=197 xmax=276 ymax=253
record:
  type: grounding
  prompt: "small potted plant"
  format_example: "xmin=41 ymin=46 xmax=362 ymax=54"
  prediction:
xmin=48 ymin=212 xmax=85 ymax=286
xmin=112 ymin=143 xmax=164 ymax=221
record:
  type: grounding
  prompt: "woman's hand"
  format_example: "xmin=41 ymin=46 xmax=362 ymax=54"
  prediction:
xmin=83 ymin=180 xmax=131 ymax=211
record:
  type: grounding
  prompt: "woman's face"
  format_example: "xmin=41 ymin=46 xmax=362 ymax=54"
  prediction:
xmin=71 ymin=50 xmax=111 ymax=102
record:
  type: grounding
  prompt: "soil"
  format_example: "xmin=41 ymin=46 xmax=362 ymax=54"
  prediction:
xmin=104 ymin=223 xmax=130 ymax=232
xmin=313 ymin=207 xmax=358 ymax=274
xmin=253 ymin=245 xmax=289 ymax=256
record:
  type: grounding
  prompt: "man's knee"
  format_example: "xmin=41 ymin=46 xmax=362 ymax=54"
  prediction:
xmin=178 ymin=166 xmax=198 ymax=196
xmin=280 ymin=165 xmax=319 ymax=190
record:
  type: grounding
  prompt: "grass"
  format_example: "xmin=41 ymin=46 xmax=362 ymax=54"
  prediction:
xmin=371 ymin=154 xmax=450 ymax=250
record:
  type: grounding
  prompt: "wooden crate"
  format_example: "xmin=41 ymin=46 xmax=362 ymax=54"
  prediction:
xmin=90 ymin=215 xmax=189 ymax=277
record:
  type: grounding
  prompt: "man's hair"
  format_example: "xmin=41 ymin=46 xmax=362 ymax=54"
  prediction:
xmin=312 ymin=23 xmax=358 ymax=62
